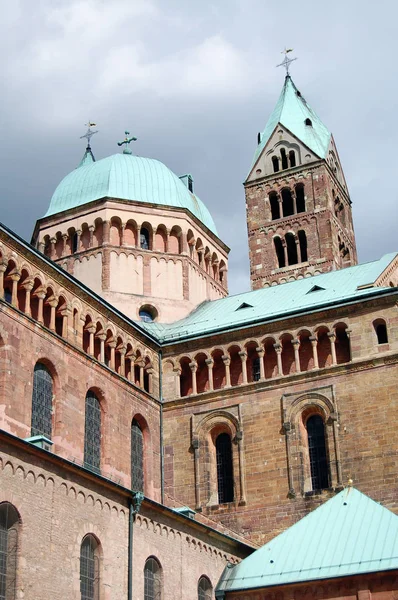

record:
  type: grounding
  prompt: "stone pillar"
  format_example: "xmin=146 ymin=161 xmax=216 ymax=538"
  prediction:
xmin=274 ymin=343 xmax=283 ymax=376
xmin=236 ymin=429 xmax=246 ymax=505
xmin=50 ymin=238 xmax=56 ymax=259
xmin=147 ymin=368 xmax=154 ymax=394
xmin=283 ymin=421 xmax=296 ymax=498
xmin=239 ymin=351 xmax=248 ymax=384
xmin=103 ymin=221 xmax=110 ymax=245
xmin=76 ymin=230 xmax=82 ymax=252
xmin=278 ymin=195 xmax=283 ymax=218
xmin=295 ymin=237 xmax=302 ymax=263
xmin=205 ymin=358 xmax=214 ymax=391
xmin=292 ymin=190 xmax=298 ymax=214
xmin=109 ymin=340 xmax=116 ymax=370
xmin=0 ymin=263 xmax=6 ymax=299
xmin=97 ymin=333 xmax=106 ymax=363
xmin=35 ymin=289 xmax=46 ymax=324
xmin=22 ymin=280 xmax=34 ymax=317
xmin=118 ymin=346 xmax=126 ymax=378
xmin=282 ymin=240 xmax=288 ymax=267
xmin=128 ymin=353 xmax=137 ymax=382
xmin=47 ymin=296 xmax=58 ymax=331
xmin=86 ymin=324 xmax=96 ymax=356
xmin=256 ymin=347 xmax=265 ymax=380
xmin=222 ymin=355 xmax=231 ymax=388
xmin=60 ymin=308 xmax=71 ymax=339
xmin=136 ymin=224 xmax=141 ymax=248
xmin=189 ymin=361 xmax=198 ymax=395
xmin=165 ymin=228 xmax=170 ymax=253
xmin=328 ymin=332 xmax=337 ymax=365
xmin=192 ymin=438 xmax=201 ymax=510
xmin=88 ymin=226 xmax=95 ymax=248
xmin=120 ymin=223 xmax=126 ymax=246
xmin=310 ymin=335 xmax=319 ymax=369
xmin=10 ymin=272 xmax=21 ymax=307
xmin=292 ymin=339 xmax=301 ymax=372
xmin=174 ymin=367 xmax=182 ymax=398
xmin=62 ymin=234 xmax=68 ymax=257
xmin=38 ymin=241 xmax=45 ymax=254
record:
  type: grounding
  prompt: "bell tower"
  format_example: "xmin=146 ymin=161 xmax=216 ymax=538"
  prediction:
xmin=245 ymin=71 xmax=357 ymax=289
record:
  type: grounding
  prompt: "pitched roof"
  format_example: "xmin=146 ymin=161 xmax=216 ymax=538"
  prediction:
xmin=142 ymin=254 xmax=398 ymax=342
xmin=216 ymin=488 xmax=398 ymax=595
xmin=250 ymin=75 xmax=331 ymax=172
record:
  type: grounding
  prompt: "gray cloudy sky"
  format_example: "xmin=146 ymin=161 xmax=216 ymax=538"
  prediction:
xmin=0 ymin=0 xmax=397 ymax=295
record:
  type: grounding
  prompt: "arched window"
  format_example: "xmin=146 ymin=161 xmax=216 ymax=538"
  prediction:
xmin=374 ymin=320 xmax=388 ymax=344
xmin=280 ymin=148 xmax=288 ymax=170
xmin=269 ymin=192 xmax=280 ymax=220
xmin=305 ymin=118 xmax=312 ymax=126
xmin=295 ymin=184 xmax=306 ymax=213
xmin=131 ymin=419 xmax=144 ymax=492
xmin=285 ymin=232 xmax=298 ymax=265
xmin=198 ymin=576 xmax=212 ymax=600
xmin=252 ymin=357 xmax=261 ymax=382
xmin=140 ymin=228 xmax=150 ymax=250
xmin=216 ymin=433 xmax=234 ymax=504
xmin=84 ymin=391 xmax=101 ymax=473
xmin=306 ymin=415 xmax=329 ymax=491
xmin=272 ymin=156 xmax=279 ymax=173
xmin=31 ymin=362 xmax=53 ymax=438
xmin=281 ymin=189 xmax=294 ymax=217
xmin=298 ymin=230 xmax=308 ymax=262
xmin=274 ymin=237 xmax=285 ymax=268
xmin=289 ymin=150 xmax=296 ymax=167
xmin=72 ymin=232 xmax=79 ymax=253
xmin=80 ymin=535 xmax=100 ymax=600
xmin=0 ymin=503 xmax=19 ymax=600
xmin=144 ymin=557 xmax=162 ymax=600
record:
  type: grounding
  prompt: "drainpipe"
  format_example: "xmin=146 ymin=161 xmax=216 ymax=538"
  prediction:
xmin=127 ymin=491 xmax=144 ymax=600
xmin=159 ymin=349 xmax=164 ymax=504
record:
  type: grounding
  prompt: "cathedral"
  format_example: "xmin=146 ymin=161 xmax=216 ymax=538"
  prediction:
xmin=1 ymin=68 xmax=398 ymax=600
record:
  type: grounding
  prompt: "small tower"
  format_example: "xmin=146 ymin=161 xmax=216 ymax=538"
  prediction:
xmin=245 ymin=73 xmax=357 ymax=289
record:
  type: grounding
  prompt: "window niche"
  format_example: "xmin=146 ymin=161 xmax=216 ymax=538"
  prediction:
xmin=374 ymin=319 xmax=388 ymax=345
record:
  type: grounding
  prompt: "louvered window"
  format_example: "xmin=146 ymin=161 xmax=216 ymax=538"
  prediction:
xmin=144 ymin=557 xmax=162 ymax=600
xmin=216 ymin=433 xmax=234 ymax=504
xmin=0 ymin=503 xmax=19 ymax=600
xmin=31 ymin=363 xmax=53 ymax=438
xmin=84 ymin=392 xmax=101 ymax=473
xmin=131 ymin=420 xmax=144 ymax=492
xmin=307 ymin=415 xmax=329 ymax=490
xmin=80 ymin=535 xmax=99 ymax=600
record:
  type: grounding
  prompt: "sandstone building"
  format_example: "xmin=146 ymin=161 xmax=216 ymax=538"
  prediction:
xmin=1 ymin=72 xmax=397 ymax=599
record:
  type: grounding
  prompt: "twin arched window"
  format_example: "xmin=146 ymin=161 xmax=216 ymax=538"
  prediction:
xmin=31 ymin=362 xmax=53 ymax=438
xmin=0 ymin=503 xmax=19 ymax=600
xmin=216 ymin=433 xmax=234 ymax=504
xmin=131 ymin=419 xmax=144 ymax=492
xmin=80 ymin=535 xmax=100 ymax=600
xmin=144 ymin=557 xmax=162 ymax=600
xmin=84 ymin=391 xmax=101 ymax=473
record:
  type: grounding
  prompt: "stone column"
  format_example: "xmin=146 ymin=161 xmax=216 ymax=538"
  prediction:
xmin=88 ymin=226 xmax=95 ymax=248
xmin=189 ymin=361 xmax=198 ymax=395
xmin=10 ymin=272 xmax=21 ymax=307
xmin=103 ymin=221 xmax=110 ymax=245
xmin=328 ymin=332 xmax=337 ymax=365
xmin=236 ymin=430 xmax=246 ymax=505
xmin=292 ymin=190 xmax=298 ymax=214
xmin=50 ymin=238 xmax=56 ymax=259
xmin=97 ymin=333 xmax=106 ymax=363
xmin=222 ymin=355 xmax=231 ymax=387
xmin=282 ymin=240 xmax=288 ymax=267
xmin=47 ymin=296 xmax=59 ymax=331
xmin=283 ymin=421 xmax=296 ymax=498
xmin=86 ymin=324 xmax=96 ymax=356
xmin=205 ymin=358 xmax=214 ymax=391
xmin=292 ymin=339 xmax=301 ymax=372
xmin=22 ymin=280 xmax=34 ymax=316
xmin=174 ymin=367 xmax=182 ymax=398
xmin=146 ymin=368 xmax=154 ymax=394
xmin=0 ymin=263 xmax=6 ymax=300
xmin=120 ymin=223 xmax=126 ymax=246
xmin=135 ymin=359 xmax=145 ymax=388
xmin=309 ymin=335 xmax=319 ymax=369
xmin=61 ymin=234 xmax=68 ymax=257
xmin=278 ymin=195 xmax=283 ymax=218
xmin=165 ymin=229 xmax=170 ymax=253
xmin=192 ymin=438 xmax=201 ymax=510
xmin=76 ymin=230 xmax=82 ymax=252
xmin=295 ymin=237 xmax=302 ymax=263
xmin=35 ymin=289 xmax=46 ymax=324
xmin=256 ymin=347 xmax=265 ymax=380
xmin=109 ymin=340 xmax=116 ymax=370
xmin=239 ymin=351 xmax=248 ymax=384
xmin=118 ymin=346 xmax=126 ymax=378
xmin=60 ymin=308 xmax=71 ymax=338
xmin=136 ymin=224 xmax=141 ymax=248
xmin=274 ymin=343 xmax=283 ymax=376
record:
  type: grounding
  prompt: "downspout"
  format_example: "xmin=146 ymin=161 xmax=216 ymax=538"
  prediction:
xmin=127 ymin=492 xmax=144 ymax=600
xmin=159 ymin=349 xmax=164 ymax=504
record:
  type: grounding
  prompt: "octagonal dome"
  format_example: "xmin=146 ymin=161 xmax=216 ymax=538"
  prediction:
xmin=45 ymin=153 xmax=217 ymax=235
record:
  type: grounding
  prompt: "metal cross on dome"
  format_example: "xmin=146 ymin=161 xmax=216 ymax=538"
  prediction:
xmin=80 ymin=121 xmax=98 ymax=147
xmin=118 ymin=130 xmax=138 ymax=155
xmin=277 ymin=48 xmax=298 ymax=75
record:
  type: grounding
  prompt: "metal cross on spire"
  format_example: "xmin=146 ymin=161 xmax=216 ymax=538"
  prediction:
xmin=117 ymin=130 xmax=138 ymax=155
xmin=80 ymin=121 xmax=98 ymax=148
xmin=276 ymin=48 xmax=297 ymax=76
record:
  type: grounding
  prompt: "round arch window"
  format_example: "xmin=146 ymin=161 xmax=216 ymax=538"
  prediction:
xmin=139 ymin=305 xmax=158 ymax=323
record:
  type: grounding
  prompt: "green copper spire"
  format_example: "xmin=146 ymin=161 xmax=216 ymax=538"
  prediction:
xmin=117 ymin=130 xmax=137 ymax=155
xmin=250 ymin=75 xmax=331 ymax=171
xmin=78 ymin=122 xmax=97 ymax=168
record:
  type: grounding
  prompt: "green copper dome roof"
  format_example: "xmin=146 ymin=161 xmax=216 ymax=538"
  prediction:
xmin=45 ymin=153 xmax=218 ymax=235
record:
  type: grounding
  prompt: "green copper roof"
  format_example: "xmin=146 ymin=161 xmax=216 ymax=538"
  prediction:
xmin=250 ymin=75 xmax=331 ymax=170
xmin=216 ymin=488 xmax=398 ymax=595
xmin=45 ymin=154 xmax=218 ymax=235
xmin=141 ymin=253 xmax=397 ymax=338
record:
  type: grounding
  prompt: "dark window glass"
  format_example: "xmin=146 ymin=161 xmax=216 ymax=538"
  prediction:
xmin=280 ymin=148 xmax=288 ymax=170
xmin=307 ymin=415 xmax=329 ymax=491
xmin=269 ymin=192 xmax=280 ymax=220
xmin=216 ymin=433 xmax=234 ymax=504
xmin=140 ymin=228 xmax=150 ymax=250
xmin=272 ymin=156 xmax=279 ymax=173
xmin=31 ymin=363 xmax=53 ymax=438
xmin=298 ymin=230 xmax=308 ymax=262
xmin=198 ymin=576 xmax=212 ymax=600
xmin=296 ymin=184 xmax=306 ymax=213
xmin=0 ymin=503 xmax=18 ymax=600
xmin=131 ymin=420 xmax=144 ymax=492
xmin=84 ymin=392 xmax=101 ymax=473
xmin=376 ymin=323 xmax=388 ymax=344
xmin=286 ymin=233 xmax=298 ymax=265
xmin=282 ymin=188 xmax=294 ymax=217
xmin=139 ymin=310 xmax=153 ymax=323
xmin=144 ymin=557 xmax=162 ymax=600
xmin=3 ymin=289 xmax=11 ymax=304
xmin=289 ymin=150 xmax=296 ymax=167
xmin=72 ymin=232 xmax=79 ymax=253
xmin=305 ymin=118 xmax=312 ymax=126
xmin=80 ymin=535 xmax=99 ymax=600
xmin=252 ymin=357 xmax=261 ymax=382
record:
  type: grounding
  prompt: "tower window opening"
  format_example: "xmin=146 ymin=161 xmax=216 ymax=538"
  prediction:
xmin=274 ymin=236 xmax=285 ymax=268
xmin=289 ymin=150 xmax=296 ymax=168
xmin=305 ymin=118 xmax=312 ymax=126
xmin=374 ymin=320 xmax=388 ymax=344
xmin=272 ymin=155 xmax=279 ymax=173
xmin=72 ymin=232 xmax=79 ymax=253
xmin=4 ymin=287 xmax=12 ymax=304
xmin=280 ymin=148 xmax=288 ymax=170
xmin=252 ymin=357 xmax=261 ymax=382
xmin=216 ymin=432 xmax=234 ymax=504
xmin=269 ymin=192 xmax=280 ymax=220
xmin=306 ymin=415 xmax=329 ymax=491
xmin=140 ymin=228 xmax=150 ymax=250
xmin=285 ymin=232 xmax=298 ymax=265
xmin=298 ymin=230 xmax=308 ymax=262
xmin=295 ymin=184 xmax=306 ymax=213
xmin=282 ymin=188 xmax=294 ymax=217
